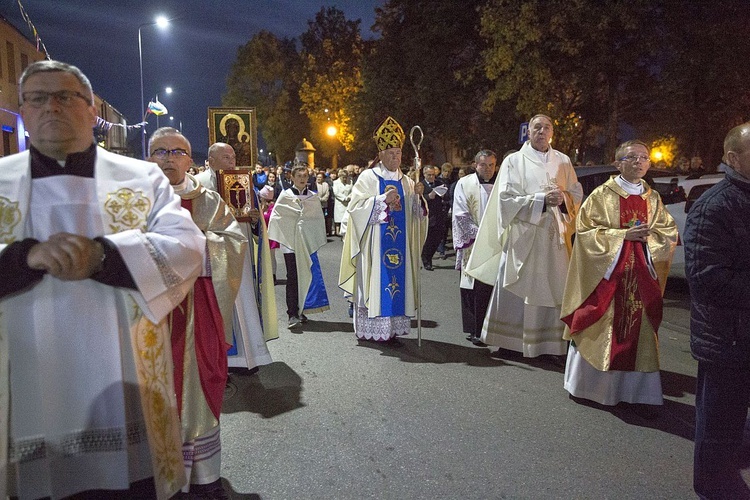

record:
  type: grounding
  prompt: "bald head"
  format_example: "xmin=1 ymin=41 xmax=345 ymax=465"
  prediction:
xmin=724 ymin=122 xmax=750 ymax=178
xmin=207 ymin=142 xmax=236 ymax=171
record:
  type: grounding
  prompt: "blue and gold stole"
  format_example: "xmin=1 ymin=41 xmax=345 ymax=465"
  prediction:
xmin=379 ymin=176 xmax=407 ymax=316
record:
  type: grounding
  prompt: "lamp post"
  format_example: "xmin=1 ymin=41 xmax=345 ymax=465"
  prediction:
xmin=326 ymin=124 xmax=338 ymax=171
xmin=138 ymin=16 xmax=170 ymax=159
xmin=169 ymin=116 xmax=183 ymax=133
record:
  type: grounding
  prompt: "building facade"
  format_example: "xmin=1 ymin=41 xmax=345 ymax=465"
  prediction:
xmin=0 ymin=15 xmax=128 ymax=157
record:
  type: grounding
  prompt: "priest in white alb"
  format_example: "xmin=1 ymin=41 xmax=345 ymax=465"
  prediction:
xmin=466 ymin=114 xmax=583 ymax=358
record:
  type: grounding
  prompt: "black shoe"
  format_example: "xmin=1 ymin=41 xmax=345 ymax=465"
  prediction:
xmin=300 ymin=313 xmax=309 ymax=323
xmin=424 ymin=263 xmax=434 ymax=271
xmin=190 ymin=480 xmax=229 ymax=500
xmin=387 ymin=336 xmax=404 ymax=347
xmin=631 ymin=403 xmax=661 ymax=420
xmin=288 ymin=316 xmax=301 ymax=328
xmin=465 ymin=334 xmax=474 ymax=341
xmin=471 ymin=337 xmax=487 ymax=347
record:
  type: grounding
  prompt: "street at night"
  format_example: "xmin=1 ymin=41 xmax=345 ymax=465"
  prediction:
xmin=220 ymin=238 xmax=704 ymax=499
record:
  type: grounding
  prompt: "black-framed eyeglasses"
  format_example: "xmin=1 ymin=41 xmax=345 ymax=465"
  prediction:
xmin=619 ymin=154 xmax=650 ymax=163
xmin=151 ymin=148 xmax=189 ymax=159
xmin=22 ymin=90 xmax=90 ymax=108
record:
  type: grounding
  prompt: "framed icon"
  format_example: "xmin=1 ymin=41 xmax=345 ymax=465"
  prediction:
xmin=207 ymin=107 xmax=257 ymax=167
xmin=216 ymin=169 xmax=256 ymax=222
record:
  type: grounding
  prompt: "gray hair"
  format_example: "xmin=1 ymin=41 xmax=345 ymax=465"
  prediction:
xmin=149 ymin=127 xmax=191 ymax=156
xmin=474 ymin=149 xmax=497 ymax=163
xmin=20 ymin=60 xmax=94 ymax=105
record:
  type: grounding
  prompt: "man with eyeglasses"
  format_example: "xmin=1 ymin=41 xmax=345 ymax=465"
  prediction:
xmin=467 ymin=114 xmax=582 ymax=359
xmin=148 ymin=127 xmax=246 ymax=499
xmin=0 ymin=60 xmax=205 ymax=499
xmin=453 ymin=149 xmax=499 ymax=346
xmin=561 ymin=140 xmax=677 ymax=415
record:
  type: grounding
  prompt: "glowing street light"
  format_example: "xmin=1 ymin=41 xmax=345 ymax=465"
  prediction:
xmin=326 ymin=125 xmax=337 ymax=137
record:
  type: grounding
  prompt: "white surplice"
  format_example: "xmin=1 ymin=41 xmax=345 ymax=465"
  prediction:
xmin=452 ymin=173 xmax=494 ymax=289
xmin=0 ymin=148 xmax=204 ymax=500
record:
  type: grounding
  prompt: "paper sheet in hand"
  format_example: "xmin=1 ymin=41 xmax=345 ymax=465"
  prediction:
xmin=432 ymin=185 xmax=448 ymax=197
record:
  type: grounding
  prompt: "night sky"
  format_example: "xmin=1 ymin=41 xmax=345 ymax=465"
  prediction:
xmin=1 ymin=0 xmax=383 ymax=161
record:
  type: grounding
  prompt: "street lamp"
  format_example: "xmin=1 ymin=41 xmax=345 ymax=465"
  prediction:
xmin=154 ymin=86 xmax=173 ymax=128
xmin=169 ymin=115 xmax=183 ymax=133
xmin=138 ymin=15 xmax=170 ymax=158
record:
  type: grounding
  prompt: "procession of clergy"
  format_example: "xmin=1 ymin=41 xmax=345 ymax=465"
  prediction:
xmin=1 ymin=59 xmax=678 ymax=500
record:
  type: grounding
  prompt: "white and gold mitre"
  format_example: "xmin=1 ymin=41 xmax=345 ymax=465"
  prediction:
xmin=373 ymin=116 xmax=405 ymax=152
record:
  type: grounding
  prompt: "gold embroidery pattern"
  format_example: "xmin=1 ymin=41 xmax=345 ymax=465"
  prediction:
xmin=385 ymin=275 xmax=401 ymax=299
xmin=616 ymin=251 xmax=642 ymax=342
xmin=0 ymin=196 xmax=21 ymax=244
xmin=385 ymin=217 xmax=402 ymax=241
xmin=105 ymin=189 xmax=152 ymax=233
xmin=131 ymin=305 xmax=184 ymax=495
xmin=466 ymin=194 xmax=478 ymax=220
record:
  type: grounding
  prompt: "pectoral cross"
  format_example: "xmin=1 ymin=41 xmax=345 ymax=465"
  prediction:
xmin=541 ymin=172 xmax=558 ymax=193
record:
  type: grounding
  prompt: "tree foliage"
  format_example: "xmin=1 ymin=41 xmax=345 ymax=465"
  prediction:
xmin=357 ymin=0 xmax=517 ymax=164
xmin=480 ymin=0 xmax=665 ymax=162
xmin=221 ymin=1 xmax=750 ymax=169
xmin=298 ymin=7 xmax=364 ymax=162
xmin=223 ymin=30 xmax=307 ymax=164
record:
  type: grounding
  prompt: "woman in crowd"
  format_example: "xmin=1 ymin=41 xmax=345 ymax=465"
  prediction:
xmin=315 ymin=172 xmax=332 ymax=236
xmin=332 ymin=168 xmax=353 ymax=236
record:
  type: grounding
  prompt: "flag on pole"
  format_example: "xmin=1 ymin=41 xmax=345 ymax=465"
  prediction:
xmin=147 ymin=97 xmax=168 ymax=116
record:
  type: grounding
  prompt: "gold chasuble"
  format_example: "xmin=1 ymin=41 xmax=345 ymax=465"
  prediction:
xmin=172 ymin=175 xmax=246 ymax=442
xmin=561 ymin=177 xmax=677 ymax=372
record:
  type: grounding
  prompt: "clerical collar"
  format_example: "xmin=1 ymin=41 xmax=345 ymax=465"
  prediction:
xmin=30 ymin=142 xmax=97 ymax=179
xmin=291 ymin=186 xmax=308 ymax=195
xmin=478 ymin=172 xmax=497 ymax=185
xmin=616 ymin=175 xmax=644 ymax=195
xmin=172 ymin=175 xmax=191 ymax=195
xmin=532 ymin=147 xmax=550 ymax=164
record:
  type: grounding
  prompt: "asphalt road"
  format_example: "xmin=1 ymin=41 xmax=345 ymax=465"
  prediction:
xmin=218 ymin=236 xmax=711 ymax=499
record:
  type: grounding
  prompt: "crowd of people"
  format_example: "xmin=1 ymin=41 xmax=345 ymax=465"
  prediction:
xmin=1 ymin=60 xmax=747 ymax=500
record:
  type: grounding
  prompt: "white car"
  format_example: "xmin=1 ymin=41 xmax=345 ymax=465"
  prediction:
xmin=651 ymin=173 xmax=725 ymax=278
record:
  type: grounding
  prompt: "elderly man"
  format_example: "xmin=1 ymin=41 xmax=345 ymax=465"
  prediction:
xmin=196 ymin=142 xmax=236 ymax=191
xmin=200 ymin=142 xmax=277 ymax=373
xmin=0 ymin=61 xmax=204 ymax=499
xmin=467 ymin=114 xmax=582 ymax=358
xmin=561 ymin=140 xmax=677 ymax=411
xmin=148 ymin=127 xmax=246 ymax=498
xmin=420 ymin=165 xmax=448 ymax=271
xmin=686 ymin=123 xmax=750 ymax=498
xmin=453 ymin=150 xmax=498 ymax=345
xmin=339 ymin=116 xmax=427 ymax=344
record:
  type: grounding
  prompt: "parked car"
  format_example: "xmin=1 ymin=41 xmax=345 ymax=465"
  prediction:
xmin=650 ymin=173 xmax=725 ymax=278
xmin=574 ymin=165 xmax=619 ymax=198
